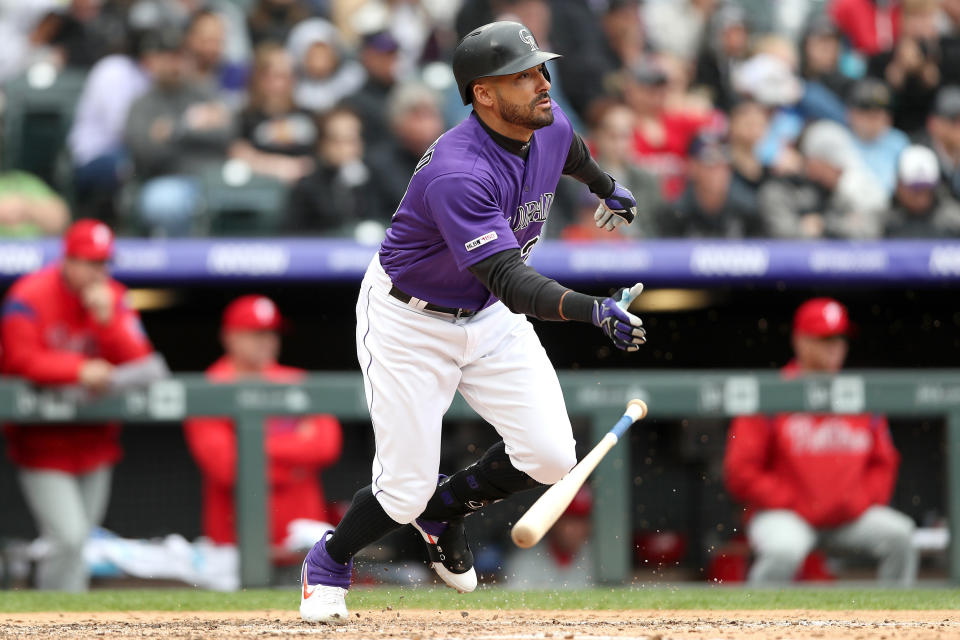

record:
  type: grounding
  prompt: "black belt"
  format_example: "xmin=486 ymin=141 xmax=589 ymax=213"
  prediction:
xmin=389 ymin=285 xmax=476 ymax=318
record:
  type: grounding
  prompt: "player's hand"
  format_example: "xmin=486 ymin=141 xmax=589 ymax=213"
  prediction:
xmin=79 ymin=358 xmax=114 ymax=392
xmin=594 ymin=178 xmax=637 ymax=232
xmin=591 ymin=283 xmax=646 ymax=352
xmin=81 ymin=282 xmax=115 ymax=325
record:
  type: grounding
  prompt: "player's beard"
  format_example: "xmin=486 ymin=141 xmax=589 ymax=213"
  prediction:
xmin=497 ymin=91 xmax=554 ymax=130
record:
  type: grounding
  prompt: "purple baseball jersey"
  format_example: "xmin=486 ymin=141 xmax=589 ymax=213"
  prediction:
xmin=379 ymin=101 xmax=574 ymax=310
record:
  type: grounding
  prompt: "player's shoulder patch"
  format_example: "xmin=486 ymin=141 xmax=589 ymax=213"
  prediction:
xmin=465 ymin=231 xmax=498 ymax=251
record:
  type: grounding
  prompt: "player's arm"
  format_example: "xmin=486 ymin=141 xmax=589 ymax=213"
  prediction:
xmin=468 ymin=249 xmax=645 ymax=351
xmin=563 ymin=132 xmax=637 ymax=231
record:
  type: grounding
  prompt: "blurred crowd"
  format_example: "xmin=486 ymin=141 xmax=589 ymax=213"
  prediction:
xmin=2 ymin=0 xmax=960 ymax=240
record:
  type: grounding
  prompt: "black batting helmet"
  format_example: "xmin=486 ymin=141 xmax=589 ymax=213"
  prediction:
xmin=453 ymin=21 xmax=561 ymax=105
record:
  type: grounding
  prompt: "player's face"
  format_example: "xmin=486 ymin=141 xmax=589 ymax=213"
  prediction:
xmin=223 ymin=329 xmax=280 ymax=372
xmin=793 ymin=334 xmax=848 ymax=373
xmin=62 ymin=257 xmax=109 ymax=293
xmin=491 ymin=64 xmax=554 ymax=130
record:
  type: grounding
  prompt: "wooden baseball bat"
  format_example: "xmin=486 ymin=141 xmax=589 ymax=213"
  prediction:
xmin=510 ymin=399 xmax=648 ymax=549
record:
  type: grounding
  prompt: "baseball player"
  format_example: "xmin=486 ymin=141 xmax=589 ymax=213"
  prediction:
xmin=1 ymin=220 xmax=157 ymax=591
xmin=300 ymin=21 xmax=646 ymax=622
xmin=724 ymin=298 xmax=916 ymax=585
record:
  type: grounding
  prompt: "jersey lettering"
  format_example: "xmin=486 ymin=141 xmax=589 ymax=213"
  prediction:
xmin=510 ymin=192 xmax=554 ymax=232
xmin=414 ymin=139 xmax=440 ymax=175
xmin=520 ymin=235 xmax=540 ymax=261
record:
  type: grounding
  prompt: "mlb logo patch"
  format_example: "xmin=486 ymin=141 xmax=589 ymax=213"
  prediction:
xmin=465 ymin=231 xmax=498 ymax=251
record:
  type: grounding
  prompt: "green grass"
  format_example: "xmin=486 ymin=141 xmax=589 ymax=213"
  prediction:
xmin=1 ymin=586 xmax=958 ymax=613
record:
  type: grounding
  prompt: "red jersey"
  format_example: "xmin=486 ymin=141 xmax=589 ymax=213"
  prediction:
xmin=1 ymin=265 xmax=153 ymax=473
xmin=182 ymin=357 xmax=343 ymax=547
xmin=723 ymin=362 xmax=900 ymax=528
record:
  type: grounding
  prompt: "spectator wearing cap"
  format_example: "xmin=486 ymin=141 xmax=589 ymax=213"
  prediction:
xmin=845 ymin=79 xmax=909 ymax=194
xmin=923 ymin=86 xmax=960 ymax=199
xmin=502 ymin=486 xmax=595 ymax=589
xmin=343 ymin=29 xmax=401 ymax=149
xmin=884 ymin=144 xmax=960 ymax=236
xmin=653 ymin=133 xmax=763 ymax=238
xmin=866 ymin=0 xmax=941 ymax=136
xmin=286 ymin=18 xmax=366 ymax=114
xmin=1 ymin=220 xmax=160 ymax=591
xmin=183 ymin=296 xmax=343 ymax=553
xmin=693 ymin=4 xmax=751 ymax=112
xmin=758 ymin=120 xmax=888 ymax=239
xmin=284 ymin=106 xmax=390 ymax=237
xmin=229 ymin=43 xmax=317 ymax=184
xmin=724 ymin=297 xmax=916 ymax=586
xmin=124 ymin=29 xmax=235 ymax=236
xmin=623 ymin=60 xmax=718 ymax=201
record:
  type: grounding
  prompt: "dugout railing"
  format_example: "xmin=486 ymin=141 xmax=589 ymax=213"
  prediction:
xmin=1 ymin=370 xmax=959 ymax=588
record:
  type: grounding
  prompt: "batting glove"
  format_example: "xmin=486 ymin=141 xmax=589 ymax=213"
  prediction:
xmin=591 ymin=283 xmax=646 ymax=352
xmin=594 ymin=177 xmax=637 ymax=232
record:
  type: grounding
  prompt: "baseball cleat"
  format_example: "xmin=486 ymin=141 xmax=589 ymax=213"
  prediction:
xmin=300 ymin=531 xmax=352 ymax=623
xmin=412 ymin=518 xmax=477 ymax=593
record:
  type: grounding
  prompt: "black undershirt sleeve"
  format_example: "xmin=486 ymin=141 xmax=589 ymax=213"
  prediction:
xmin=468 ymin=249 xmax=598 ymax=322
xmin=563 ymin=132 xmax=615 ymax=198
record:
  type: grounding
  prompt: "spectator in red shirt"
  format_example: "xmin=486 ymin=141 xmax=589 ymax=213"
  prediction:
xmin=623 ymin=60 xmax=717 ymax=201
xmin=1 ymin=220 xmax=157 ymax=591
xmin=183 ymin=296 xmax=343 ymax=551
xmin=724 ymin=298 xmax=916 ymax=585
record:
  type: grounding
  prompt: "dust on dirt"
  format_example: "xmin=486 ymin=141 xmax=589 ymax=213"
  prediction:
xmin=1 ymin=609 xmax=957 ymax=639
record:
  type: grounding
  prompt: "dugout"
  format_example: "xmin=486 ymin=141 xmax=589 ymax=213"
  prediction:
xmin=0 ymin=238 xmax=958 ymax=586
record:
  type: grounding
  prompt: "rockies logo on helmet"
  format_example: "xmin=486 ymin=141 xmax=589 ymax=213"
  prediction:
xmin=518 ymin=28 xmax=538 ymax=51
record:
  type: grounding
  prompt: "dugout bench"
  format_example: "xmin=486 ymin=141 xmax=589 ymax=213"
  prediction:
xmin=2 ymin=370 xmax=959 ymax=588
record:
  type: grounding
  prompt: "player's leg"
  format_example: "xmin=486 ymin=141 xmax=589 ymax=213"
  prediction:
xmin=821 ymin=505 xmax=917 ymax=585
xmin=420 ymin=307 xmax=576 ymax=523
xmin=302 ymin=259 xmax=464 ymax=621
xmin=746 ymin=509 xmax=817 ymax=584
xmin=17 ymin=468 xmax=92 ymax=591
xmin=78 ymin=465 xmax=113 ymax=531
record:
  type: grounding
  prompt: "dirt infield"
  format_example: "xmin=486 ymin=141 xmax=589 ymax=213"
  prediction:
xmin=2 ymin=609 xmax=958 ymax=639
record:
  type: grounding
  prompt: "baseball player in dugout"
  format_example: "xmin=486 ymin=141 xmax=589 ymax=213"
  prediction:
xmin=0 ymin=220 xmax=163 ymax=591
xmin=724 ymin=298 xmax=917 ymax=585
xmin=183 ymin=295 xmax=343 ymax=551
xmin=300 ymin=21 xmax=646 ymax=622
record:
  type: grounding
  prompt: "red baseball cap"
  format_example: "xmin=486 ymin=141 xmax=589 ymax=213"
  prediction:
xmin=222 ymin=295 xmax=286 ymax=332
xmin=793 ymin=297 xmax=851 ymax=338
xmin=63 ymin=219 xmax=114 ymax=261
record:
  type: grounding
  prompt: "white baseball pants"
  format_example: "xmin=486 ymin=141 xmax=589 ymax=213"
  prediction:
xmin=747 ymin=506 xmax=917 ymax=585
xmin=356 ymin=256 xmax=577 ymax=524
